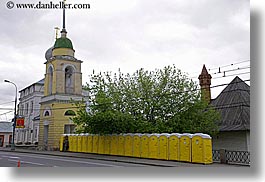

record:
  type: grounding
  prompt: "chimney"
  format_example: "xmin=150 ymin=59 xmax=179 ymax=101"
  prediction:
xmin=198 ymin=64 xmax=212 ymax=104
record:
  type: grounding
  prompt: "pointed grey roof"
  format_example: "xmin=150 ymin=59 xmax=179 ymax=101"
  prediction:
xmin=210 ymin=76 xmax=250 ymax=131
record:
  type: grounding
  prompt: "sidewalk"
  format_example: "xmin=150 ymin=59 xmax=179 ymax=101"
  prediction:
xmin=0 ymin=147 xmax=246 ymax=167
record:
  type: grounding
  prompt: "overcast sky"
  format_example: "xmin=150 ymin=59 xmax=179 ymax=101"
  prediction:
xmin=0 ymin=0 xmax=250 ymax=121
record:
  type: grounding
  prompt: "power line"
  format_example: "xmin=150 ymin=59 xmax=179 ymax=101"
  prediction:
xmin=0 ymin=108 xmax=13 ymax=111
xmin=208 ymin=60 xmax=250 ymax=71
xmin=0 ymin=101 xmax=14 ymax=105
xmin=191 ymin=66 xmax=250 ymax=79
xmin=189 ymin=60 xmax=250 ymax=77
xmin=0 ymin=111 xmax=13 ymax=116
xmin=212 ymin=72 xmax=250 ymax=79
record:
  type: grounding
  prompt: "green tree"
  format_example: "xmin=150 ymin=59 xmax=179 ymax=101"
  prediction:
xmin=73 ymin=65 xmax=220 ymax=135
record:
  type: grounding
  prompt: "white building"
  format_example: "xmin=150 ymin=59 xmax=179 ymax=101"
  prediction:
xmin=0 ymin=122 xmax=12 ymax=147
xmin=16 ymin=79 xmax=44 ymax=145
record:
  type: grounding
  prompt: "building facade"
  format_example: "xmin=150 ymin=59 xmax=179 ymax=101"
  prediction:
xmin=16 ymin=79 xmax=44 ymax=144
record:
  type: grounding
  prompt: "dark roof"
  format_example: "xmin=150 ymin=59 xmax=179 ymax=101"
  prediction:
xmin=19 ymin=78 xmax=44 ymax=93
xmin=210 ymin=76 xmax=250 ymax=131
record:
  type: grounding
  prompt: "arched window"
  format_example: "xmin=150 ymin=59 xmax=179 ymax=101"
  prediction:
xmin=48 ymin=66 xmax=53 ymax=95
xmin=43 ymin=107 xmax=51 ymax=117
xmin=44 ymin=111 xmax=50 ymax=116
xmin=64 ymin=110 xmax=76 ymax=116
xmin=65 ymin=66 xmax=74 ymax=94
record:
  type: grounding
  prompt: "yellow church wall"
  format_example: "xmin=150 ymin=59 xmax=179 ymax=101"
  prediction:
xmin=38 ymin=101 xmax=78 ymax=150
xmin=44 ymin=60 xmax=82 ymax=96
xmin=52 ymin=48 xmax=74 ymax=57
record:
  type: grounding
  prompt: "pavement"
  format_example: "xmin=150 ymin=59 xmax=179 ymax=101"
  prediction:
xmin=0 ymin=147 xmax=247 ymax=167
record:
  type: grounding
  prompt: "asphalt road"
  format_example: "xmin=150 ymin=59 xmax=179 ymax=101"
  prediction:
xmin=0 ymin=151 xmax=150 ymax=167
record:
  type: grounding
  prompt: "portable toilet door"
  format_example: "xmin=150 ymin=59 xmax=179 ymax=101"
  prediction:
xmin=149 ymin=134 xmax=159 ymax=159
xmin=104 ymin=135 xmax=111 ymax=155
xmin=168 ymin=133 xmax=180 ymax=161
xmin=68 ymin=134 xmax=73 ymax=152
xmin=72 ymin=134 xmax=78 ymax=152
xmin=81 ymin=134 xmax=88 ymax=153
xmin=118 ymin=134 xmax=125 ymax=156
xmin=92 ymin=134 xmax=99 ymax=154
xmin=77 ymin=134 xmax=83 ymax=152
xmin=98 ymin=135 xmax=105 ymax=154
xmin=132 ymin=134 xmax=141 ymax=157
xmin=87 ymin=134 xmax=93 ymax=153
xmin=110 ymin=134 xmax=118 ymax=155
xmin=124 ymin=134 xmax=133 ymax=157
xmin=158 ymin=134 xmax=169 ymax=160
xmin=60 ymin=135 xmax=65 ymax=152
xmin=202 ymin=134 xmax=213 ymax=164
xmin=191 ymin=133 xmax=204 ymax=163
xmin=179 ymin=133 xmax=192 ymax=162
xmin=140 ymin=134 xmax=150 ymax=158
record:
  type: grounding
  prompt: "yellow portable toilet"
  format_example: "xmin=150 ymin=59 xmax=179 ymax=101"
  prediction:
xmin=60 ymin=134 xmax=65 ymax=152
xmin=68 ymin=134 xmax=73 ymax=152
xmin=158 ymin=133 xmax=169 ymax=160
xmin=140 ymin=134 xmax=150 ymax=158
xmin=92 ymin=134 xmax=99 ymax=154
xmin=179 ymin=133 xmax=193 ymax=162
xmin=72 ymin=134 xmax=78 ymax=152
xmin=110 ymin=134 xmax=118 ymax=155
xmin=104 ymin=135 xmax=111 ymax=155
xmin=87 ymin=134 xmax=93 ymax=153
xmin=124 ymin=133 xmax=133 ymax=156
xmin=98 ymin=135 xmax=105 ymax=154
xmin=118 ymin=134 xmax=125 ymax=156
xmin=77 ymin=134 xmax=83 ymax=152
xmin=132 ymin=134 xmax=142 ymax=158
xmin=203 ymin=134 xmax=213 ymax=164
xmin=192 ymin=133 xmax=213 ymax=164
xmin=81 ymin=134 xmax=88 ymax=153
xmin=168 ymin=133 xmax=181 ymax=161
xmin=148 ymin=134 xmax=159 ymax=159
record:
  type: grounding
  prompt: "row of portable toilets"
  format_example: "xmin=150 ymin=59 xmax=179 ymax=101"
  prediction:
xmin=60 ymin=133 xmax=213 ymax=164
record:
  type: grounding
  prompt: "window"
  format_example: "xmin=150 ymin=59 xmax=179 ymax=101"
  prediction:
xmin=20 ymin=104 xmax=24 ymax=115
xmin=44 ymin=111 xmax=50 ymax=116
xmin=64 ymin=110 xmax=76 ymax=116
xmin=30 ymin=101 xmax=34 ymax=114
xmin=64 ymin=124 xmax=76 ymax=134
xmin=48 ymin=65 xmax=53 ymax=95
xmin=25 ymin=103 xmax=29 ymax=115
xmin=9 ymin=135 xmax=12 ymax=144
xmin=34 ymin=128 xmax=38 ymax=139
xmin=65 ymin=66 xmax=74 ymax=94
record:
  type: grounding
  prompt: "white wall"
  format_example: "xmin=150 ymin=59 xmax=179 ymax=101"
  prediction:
xmin=212 ymin=130 xmax=249 ymax=151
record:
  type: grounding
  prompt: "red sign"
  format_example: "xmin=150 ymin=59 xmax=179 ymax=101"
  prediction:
xmin=16 ymin=117 xmax=25 ymax=128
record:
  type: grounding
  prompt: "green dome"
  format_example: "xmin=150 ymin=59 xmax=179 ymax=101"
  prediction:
xmin=54 ymin=37 xmax=73 ymax=49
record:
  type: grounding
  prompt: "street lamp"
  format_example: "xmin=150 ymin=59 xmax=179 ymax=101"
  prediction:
xmin=4 ymin=79 xmax=17 ymax=151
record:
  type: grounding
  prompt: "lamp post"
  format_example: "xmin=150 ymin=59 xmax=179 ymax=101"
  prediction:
xmin=4 ymin=79 xmax=17 ymax=151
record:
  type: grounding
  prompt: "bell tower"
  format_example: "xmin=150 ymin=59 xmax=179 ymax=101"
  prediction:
xmin=39 ymin=0 xmax=83 ymax=150
xmin=198 ymin=64 xmax=212 ymax=104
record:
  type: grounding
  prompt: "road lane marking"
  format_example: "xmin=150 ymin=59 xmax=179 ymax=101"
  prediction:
xmin=1 ymin=155 xmax=20 ymax=159
xmin=8 ymin=159 xmax=45 ymax=166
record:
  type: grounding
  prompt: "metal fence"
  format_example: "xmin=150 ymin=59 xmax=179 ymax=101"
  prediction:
xmin=212 ymin=149 xmax=250 ymax=165
xmin=212 ymin=150 xmax=220 ymax=162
